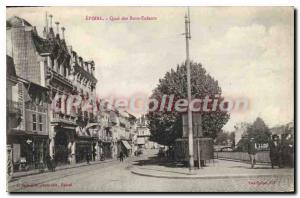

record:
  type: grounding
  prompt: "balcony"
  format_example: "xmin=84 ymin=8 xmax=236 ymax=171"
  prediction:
xmin=100 ymin=136 xmax=113 ymax=142
xmin=25 ymin=102 xmax=47 ymax=113
xmin=48 ymin=70 xmax=74 ymax=90
xmin=52 ymin=112 xmax=76 ymax=125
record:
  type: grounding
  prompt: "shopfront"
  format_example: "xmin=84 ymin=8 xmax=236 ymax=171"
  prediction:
xmin=54 ymin=127 xmax=76 ymax=166
xmin=76 ymin=138 xmax=93 ymax=163
xmin=101 ymin=141 xmax=113 ymax=159
xmin=7 ymin=131 xmax=48 ymax=171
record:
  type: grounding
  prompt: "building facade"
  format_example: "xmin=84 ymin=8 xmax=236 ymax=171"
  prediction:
xmin=7 ymin=55 xmax=49 ymax=172
xmin=6 ymin=14 xmax=140 ymax=171
xmin=136 ymin=115 xmax=158 ymax=149
xmin=6 ymin=15 xmax=99 ymax=167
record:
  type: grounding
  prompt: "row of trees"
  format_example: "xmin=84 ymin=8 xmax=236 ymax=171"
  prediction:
xmin=215 ymin=131 xmax=235 ymax=147
xmin=215 ymin=117 xmax=271 ymax=151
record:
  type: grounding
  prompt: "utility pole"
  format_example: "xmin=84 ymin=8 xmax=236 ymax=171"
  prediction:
xmin=45 ymin=12 xmax=48 ymax=33
xmin=185 ymin=8 xmax=194 ymax=171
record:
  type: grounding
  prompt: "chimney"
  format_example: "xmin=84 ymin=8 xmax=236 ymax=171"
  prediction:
xmin=55 ymin=21 xmax=60 ymax=36
xmin=79 ymin=57 xmax=83 ymax=67
xmin=61 ymin=27 xmax=65 ymax=40
xmin=49 ymin=14 xmax=53 ymax=28
xmin=84 ymin=62 xmax=89 ymax=72
xmin=33 ymin=26 xmax=38 ymax=34
xmin=43 ymin=27 xmax=47 ymax=38
xmin=45 ymin=12 xmax=49 ymax=33
xmin=91 ymin=61 xmax=95 ymax=75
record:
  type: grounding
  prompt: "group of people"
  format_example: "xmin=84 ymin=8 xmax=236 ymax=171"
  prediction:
xmin=247 ymin=134 xmax=294 ymax=169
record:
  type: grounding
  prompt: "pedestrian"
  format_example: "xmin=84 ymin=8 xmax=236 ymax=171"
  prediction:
xmin=50 ymin=154 xmax=56 ymax=172
xmin=269 ymin=135 xmax=282 ymax=168
xmin=86 ymin=150 xmax=91 ymax=165
xmin=119 ymin=151 xmax=124 ymax=162
xmin=281 ymin=133 xmax=294 ymax=168
xmin=46 ymin=154 xmax=52 ymax=171
xmin=247 ymin=137 xmax=257 ymax=168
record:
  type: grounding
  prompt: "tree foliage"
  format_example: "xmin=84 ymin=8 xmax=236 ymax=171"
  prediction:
xmin=246 ymin=117 xmax=271 ymax=144
xmin=215 ymin=131 xmax=235 ymax=147
xmin=146 ymin=62 xmax=230 ymax=146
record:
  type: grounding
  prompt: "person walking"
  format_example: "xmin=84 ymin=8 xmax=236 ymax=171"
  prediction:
xmin=86 ymin=150 xmax=91 ymax=165
xmin=119 ymin=151 xmax=124 ymax=162
xmin=281 ymin=133 xmax=294 ymax=168
xmin=247 ymin=137 xmax=257 ymax=168
xmin=46 ymin=154 xmax=52 ymax=171
xmin=270 ymin=135 xmax=282 ymax=168
xmin=50 ymin=154 xmax=56 ymax=172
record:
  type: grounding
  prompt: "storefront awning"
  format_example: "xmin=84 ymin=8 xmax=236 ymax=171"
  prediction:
xmin=122 ymin=140 xmax=132 ymax=150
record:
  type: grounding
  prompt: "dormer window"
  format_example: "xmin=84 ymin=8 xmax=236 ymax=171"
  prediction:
xmin=84 ymin=62 xmax=89 ymax=72
xmin=78 ymin=57 xmax=83 ymax=67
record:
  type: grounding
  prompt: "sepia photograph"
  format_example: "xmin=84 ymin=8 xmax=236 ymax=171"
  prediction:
xmin=5 ymin=6 xmax=294 ymax=192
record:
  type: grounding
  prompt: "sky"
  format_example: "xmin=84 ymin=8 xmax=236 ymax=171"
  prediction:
xmin=6 ymin=6 xmax=294 ymax=131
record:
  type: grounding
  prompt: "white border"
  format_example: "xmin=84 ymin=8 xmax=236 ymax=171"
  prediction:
xmin=0 ymin=1 xmax=298 ymax=197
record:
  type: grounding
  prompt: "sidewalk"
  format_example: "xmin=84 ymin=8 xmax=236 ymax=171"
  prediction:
xmin=131 ymin=159 xmax=294 ymax=179
xmin=11 ymin=159 xmax=115 ymax=179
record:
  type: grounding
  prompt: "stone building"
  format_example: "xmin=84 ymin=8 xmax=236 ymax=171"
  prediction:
xmin=6 ymin=14 xmax=98 ymax=166
xmin=107 ymin=110 xmax=136 ymax=158
xmin=136 ymin=115 xmax=158 ymax=149
xmin=6 ymin=14 xmax=140 ymax=168
xmin=97 ymin=109 xmax=114 ymax=159
xmin=6 ymin=54 xmax=49 ymax=171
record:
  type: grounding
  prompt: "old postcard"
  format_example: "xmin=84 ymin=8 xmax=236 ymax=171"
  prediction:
xmin=6 ymin=6 xmax=294 ymax=192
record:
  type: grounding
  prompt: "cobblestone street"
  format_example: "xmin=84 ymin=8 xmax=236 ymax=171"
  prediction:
xmin=8 ymin=150 xmax=294 ymax=192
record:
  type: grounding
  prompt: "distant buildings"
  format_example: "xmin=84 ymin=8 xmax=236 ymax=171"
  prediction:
xmin=136 ymin=115 xmax=158 ymax=149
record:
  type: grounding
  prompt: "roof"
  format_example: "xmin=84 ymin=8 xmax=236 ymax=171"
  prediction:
xmin=7 ymin=16 xmax=96 ymax=81
xmin=7 ymin=16 xmax=32 ymax=28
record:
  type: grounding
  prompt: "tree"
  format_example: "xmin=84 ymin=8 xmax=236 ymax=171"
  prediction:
xmin=215 ymin=131 xmax=235 ymax=147
xmin=146 ymin=62 xmax=230 ymax=146
xmin=246 ymin=117 xmax=271 ymax=144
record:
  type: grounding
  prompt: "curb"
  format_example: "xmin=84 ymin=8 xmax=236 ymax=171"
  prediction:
xmin=131 ymin=169 xmax=293 ymax=180
xmin=11 ymin=159 xmax=115 ymax=180
xmin=215 ymin=157 xmax=270 ymax=165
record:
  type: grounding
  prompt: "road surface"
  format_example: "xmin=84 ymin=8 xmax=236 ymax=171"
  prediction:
xmin=8 ymin=150 xmax=294 ymax=192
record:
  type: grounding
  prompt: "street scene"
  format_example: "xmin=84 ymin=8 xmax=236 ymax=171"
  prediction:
xmin=6 ymin=7 xmax=294 ymax=192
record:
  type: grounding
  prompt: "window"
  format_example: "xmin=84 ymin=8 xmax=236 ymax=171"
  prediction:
xmin=38 ymin=115 xmax=43 ymax=131
xmin=32 ymin=114 xmax=37 ymax=131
